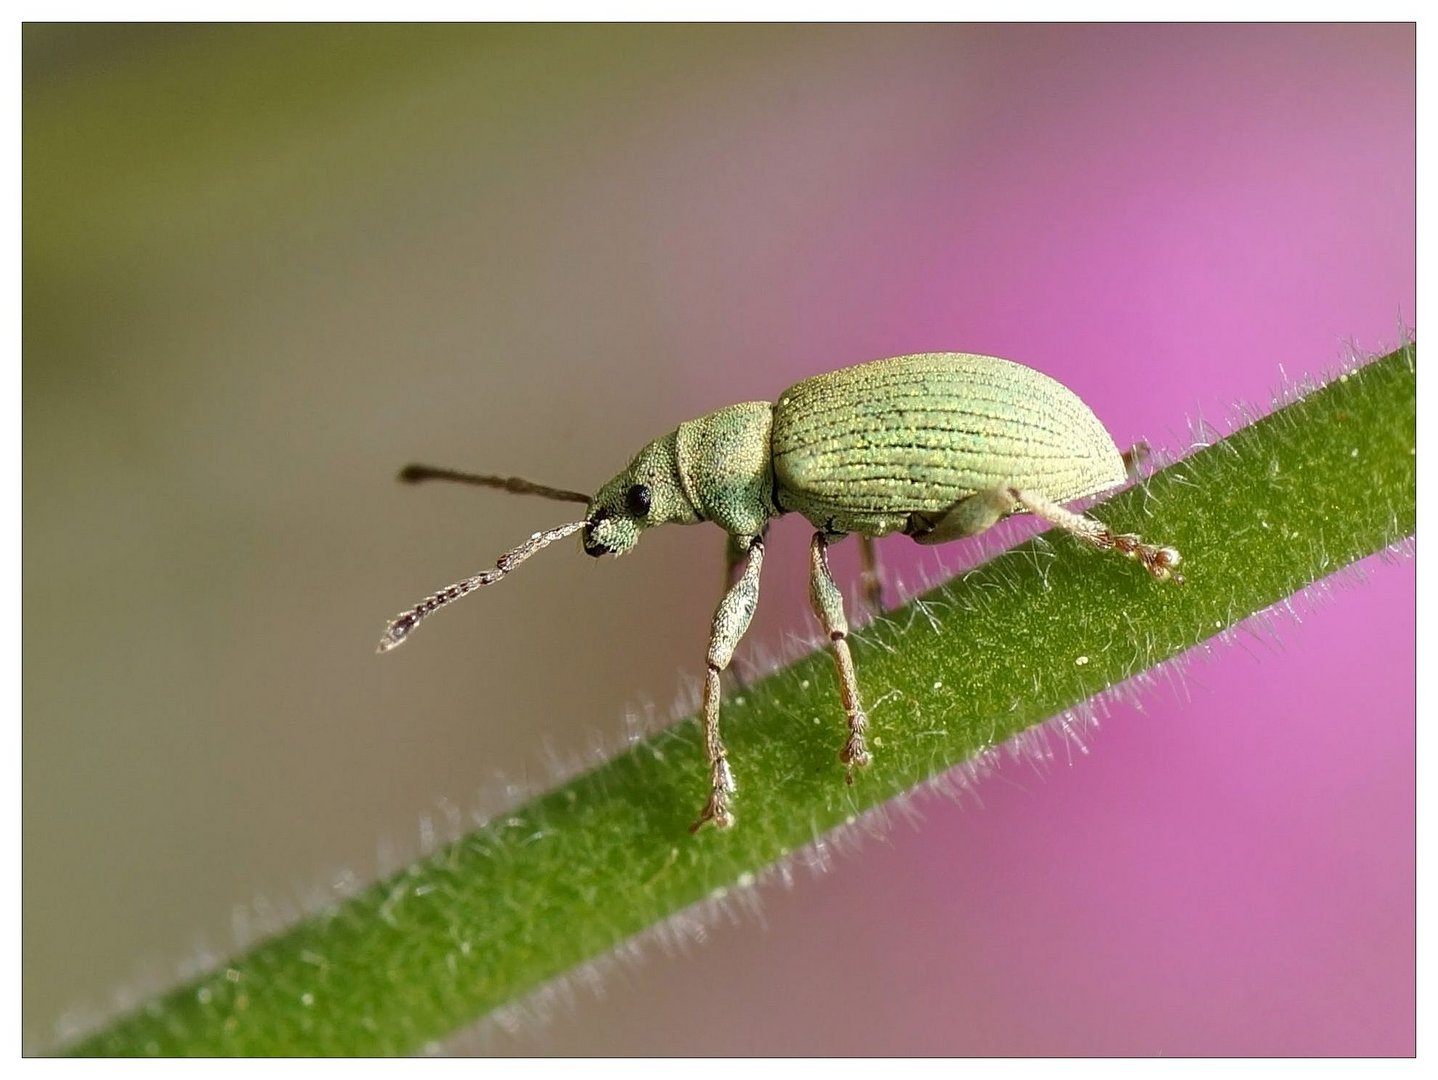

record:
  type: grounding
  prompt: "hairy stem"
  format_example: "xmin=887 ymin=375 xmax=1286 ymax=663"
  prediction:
xmin=67 ymin=344 xmax=1415 ymax=1056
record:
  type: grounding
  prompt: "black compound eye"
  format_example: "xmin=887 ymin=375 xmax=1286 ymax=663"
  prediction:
xmin=624 ymin=483 xmax=652 ymax=518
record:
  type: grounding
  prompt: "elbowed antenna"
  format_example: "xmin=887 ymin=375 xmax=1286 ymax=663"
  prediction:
xmin=377 ymin=519 xmax=587 ymax=652
xmin=398 ymin=464 xmax=591 ymax=505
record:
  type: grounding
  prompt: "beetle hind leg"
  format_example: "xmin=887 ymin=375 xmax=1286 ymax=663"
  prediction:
xmin=1121 ymin=442 xmax=1150 ymax=482
xmin=1006 ymin=487 xmax=1183 ymax=583
xmin=809 ymin=532 xmax=871 ymax=782
xmin=908 ymin=485 xmax=1182 ymax=583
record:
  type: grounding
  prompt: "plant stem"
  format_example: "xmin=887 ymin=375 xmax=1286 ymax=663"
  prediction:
xmin=67 ymin=344 xmax=1416 ymax=1056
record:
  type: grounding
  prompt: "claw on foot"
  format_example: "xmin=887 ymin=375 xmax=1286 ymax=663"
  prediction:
xmin=1108 ymin=533 xmax=1185 ymax=584
xmin=841 ymin=728 xmax=872 ymax=784
xmin=689 ymin=793 xmax=735 ymax=833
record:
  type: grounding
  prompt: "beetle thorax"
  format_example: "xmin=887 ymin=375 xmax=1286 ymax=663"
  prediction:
xmin=674 ymin=402 xmax=776 ymax=537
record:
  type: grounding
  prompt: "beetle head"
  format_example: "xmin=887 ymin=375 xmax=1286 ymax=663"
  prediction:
xmin=584 ymin=430 xmax=700 ymax=557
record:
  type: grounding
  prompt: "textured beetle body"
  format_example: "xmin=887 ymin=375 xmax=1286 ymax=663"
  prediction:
xmin=382 ymin=351 xmax=1181 ymax=832
xmin=771 ymin=353 xmax=1126 ymax=538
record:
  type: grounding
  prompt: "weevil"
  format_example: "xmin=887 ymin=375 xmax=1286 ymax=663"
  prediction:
xmin=378 ymin=352 xmax=1182 ymax=831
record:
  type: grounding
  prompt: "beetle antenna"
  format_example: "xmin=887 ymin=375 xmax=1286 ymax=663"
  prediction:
xmin=377 ymin=519 xmax=588 ymax=653
xmin=398 ymin=463 xmax=591 ymax=505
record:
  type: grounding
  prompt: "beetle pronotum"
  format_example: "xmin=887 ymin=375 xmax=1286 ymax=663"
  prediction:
xmin=379 ymin=353 xmax=1181 ymax=831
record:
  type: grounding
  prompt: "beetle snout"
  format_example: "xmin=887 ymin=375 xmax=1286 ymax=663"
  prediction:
xmin=583 ymin=503 xmax=640 ymax=557
xmin=583 ymin=514 xmax=613 ymax=557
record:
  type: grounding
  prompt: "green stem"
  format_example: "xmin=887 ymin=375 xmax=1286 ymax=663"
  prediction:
xmin=67 ymin=345 xmax=1416 ymax=1056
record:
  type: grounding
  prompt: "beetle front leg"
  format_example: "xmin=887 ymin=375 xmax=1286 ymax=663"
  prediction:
xmin=691 ymin=536 xmax=765 ymax=833
xmin=809 ymin=532 xmax=872 ymax=782
xmin=720 ymin=532 xmax=755 ymax=692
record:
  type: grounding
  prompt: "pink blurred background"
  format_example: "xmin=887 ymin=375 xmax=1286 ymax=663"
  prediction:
xmin=25 ymin=24 xmax=1413 ymax=1054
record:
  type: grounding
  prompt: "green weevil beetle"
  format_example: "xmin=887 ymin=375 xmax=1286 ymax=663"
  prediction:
xmin=378 ymin=352 xmax=1182 ymax=832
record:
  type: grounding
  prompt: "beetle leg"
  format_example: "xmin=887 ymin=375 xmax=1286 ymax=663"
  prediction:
xmin=857 ymin=534 xmax=885 ymax=614
xmin=905 ymin=487 xmax=1013 ymax=544
xmin=722 ymin=532 xmax=747 ymax=590
xmin=721 ymin=533 xmax=752 ymax=691
xmin=1121 ymin=441 xmax=1151 ymax=483
xmin=809 ymin=532 xmax=872 ymax=783
xmin=691 ymin=536 xmax=765 ymax=832
xmin=906 ymin=485 xmax=1182 ymax=583
xmin=1007 ymin=487 xmax=1183 ymax=584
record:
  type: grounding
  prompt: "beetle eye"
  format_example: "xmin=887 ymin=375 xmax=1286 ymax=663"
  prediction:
xmin=624 ymin=484 xmax=652 ymax=518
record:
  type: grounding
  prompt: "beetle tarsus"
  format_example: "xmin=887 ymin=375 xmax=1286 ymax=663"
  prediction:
xmin=841 ymin=728 xmax=872 ymax=784
xmin=1101 ymin=532 xmax=1184 ymax=583
xmin=690 ymin=757 xmax=737 ymax=832
xmin=690 ymin=794 xmax=735 ymax=833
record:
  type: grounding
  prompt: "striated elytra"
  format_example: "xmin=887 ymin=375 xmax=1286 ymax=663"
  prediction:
xmin=379 ymin=352 xmax=1182 ymax=832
